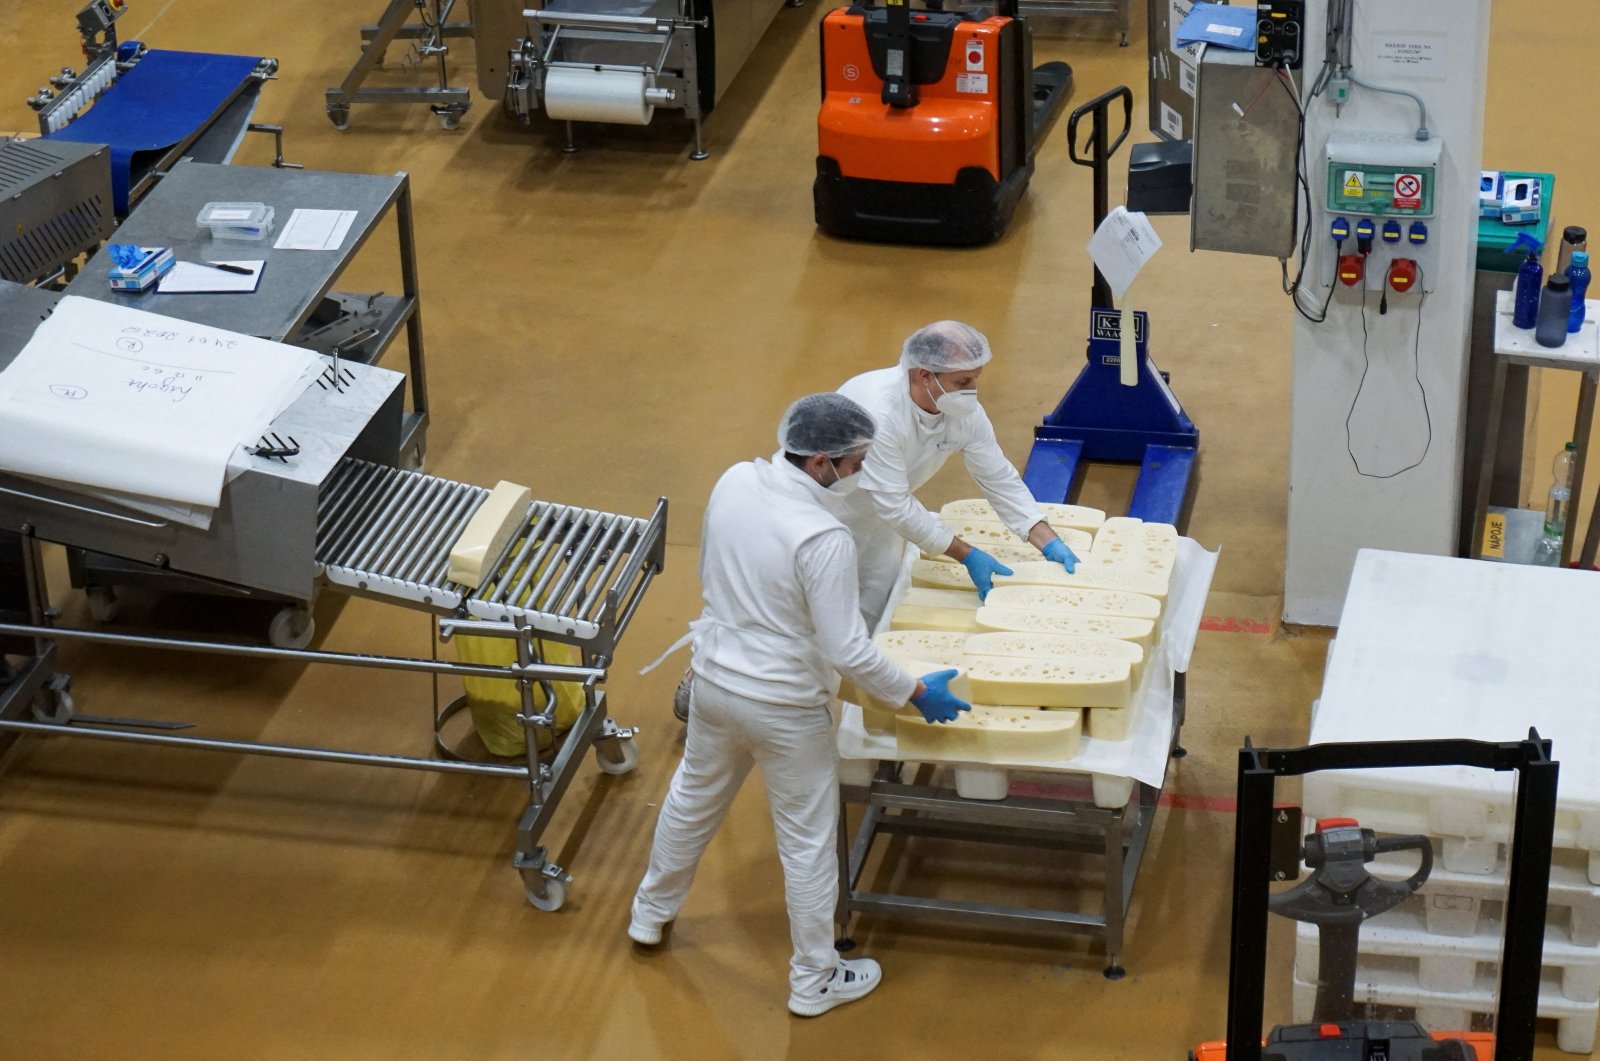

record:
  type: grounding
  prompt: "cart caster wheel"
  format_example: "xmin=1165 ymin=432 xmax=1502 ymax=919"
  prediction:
xmin=85 ymin=586 xmax=119 ymax=623
xmin=268 ymin=607 xmax=315 ymax=650
xmin=327 ymin=106 xmax=351 ymax=131
xmin=526 ymin=877 xmax=567 ymax=911
xmin=439 ymin=112 xmax=461 ymax=131
xmin=595 ymin=736 xmax=639 ymax=776
xmin=1103 ymin=962 xmax=1126 ymax=980
xmin=834 ymin=937 xmax=855 ymax=952
xmin=32 ymin=689 xmax=74 ymax=724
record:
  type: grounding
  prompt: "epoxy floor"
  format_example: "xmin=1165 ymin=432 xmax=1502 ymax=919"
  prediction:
xmin=0 ymin=1 xmax=1593 ymax=1057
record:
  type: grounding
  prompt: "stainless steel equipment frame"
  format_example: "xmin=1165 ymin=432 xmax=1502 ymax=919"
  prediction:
xmin=1019 ymin=0 xmax=1132 ymax=47
xmin=0 ymin=459 xmax=668 ymax=909
xmin=326 ymin=0 xmax=475 ymax=130
xmin=504 ymin=4 xmax=711 ymax=159
xmin=834 ymin=706 xmax=1183 ymax=978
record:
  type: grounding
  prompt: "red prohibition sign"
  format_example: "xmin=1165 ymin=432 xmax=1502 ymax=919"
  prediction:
xmin=1395 ymin=174 xmax=1421 ymax=198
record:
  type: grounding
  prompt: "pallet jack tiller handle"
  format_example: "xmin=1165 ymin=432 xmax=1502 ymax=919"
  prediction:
xmin=1066 ymin=85 xmax=1132 ymax=309
xmin=1268 ymin=822 xmax=1433 ymax=1024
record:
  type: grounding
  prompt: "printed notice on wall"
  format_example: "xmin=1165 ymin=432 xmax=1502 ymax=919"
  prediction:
xmin=1371 ymin=33 xmax=1447 ymax=79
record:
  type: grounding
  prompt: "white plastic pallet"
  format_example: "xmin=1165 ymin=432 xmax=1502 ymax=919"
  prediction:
xmin=1290 ymin=963 xmax=1600 ymax=1054
xmin=1294 ymin=909 xmax=1600 ymax=1003
xmin=1369 ymin=849 xmax=1600 ymax=945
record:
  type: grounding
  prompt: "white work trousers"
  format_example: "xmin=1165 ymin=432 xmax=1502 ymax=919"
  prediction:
xmin=631 ymin=676 xmax=840 ymax=998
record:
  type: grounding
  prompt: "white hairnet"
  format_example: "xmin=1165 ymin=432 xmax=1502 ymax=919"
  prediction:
xmin=777 ymin=393 xmax=876 ymax=458
xmin=899 ymin=320 xmax=993 ymax=373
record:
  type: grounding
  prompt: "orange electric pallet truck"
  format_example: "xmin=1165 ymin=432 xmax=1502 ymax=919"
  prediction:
xmin=1196 ymin=733 xmax=1558 ymax=1061
xmin=814 ymin=0 xmax=1071 ymax=245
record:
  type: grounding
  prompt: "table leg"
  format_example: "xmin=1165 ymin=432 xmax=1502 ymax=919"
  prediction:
xmin=1567 ymin=371 xmax=1597 ymax=568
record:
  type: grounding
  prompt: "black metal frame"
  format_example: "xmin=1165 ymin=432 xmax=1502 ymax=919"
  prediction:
xmin=1225 ymin=732 xmax=1559 ymax=1061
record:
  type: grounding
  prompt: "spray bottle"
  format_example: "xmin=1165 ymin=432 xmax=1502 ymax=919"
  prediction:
xmin=1509 ymin=232 xmax=1543 ymax=329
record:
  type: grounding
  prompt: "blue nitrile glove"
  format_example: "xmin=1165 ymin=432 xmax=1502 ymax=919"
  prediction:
xmin=1042 ymin=538 xmax=1080 ymax=573
xmin=959 ymin=547 xmax=1013 ymax=600
xmin=909 ymin=669 xmax=971 ymax=724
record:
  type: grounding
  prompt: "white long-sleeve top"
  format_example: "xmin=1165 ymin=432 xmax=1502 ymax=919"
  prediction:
xmin=690 ymin=456 xmax=917 ymax=710
xmin=837 ymin=366 xmax=1046 ymax=556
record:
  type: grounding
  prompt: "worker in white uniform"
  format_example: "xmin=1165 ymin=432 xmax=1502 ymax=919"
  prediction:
xmin=836 ymin=320 xmax=1080 ymax=629
xmin=630 ymin=393 xmax=971 ymax=1017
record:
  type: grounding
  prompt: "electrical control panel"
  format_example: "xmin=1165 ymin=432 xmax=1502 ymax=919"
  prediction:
xmin=1255 ymin=1 xmax=1304 ymax=70
xmin=1320 ymin=134 xmax=1444 ymax=293
xmin=1325 ymin=133 xmax=1442 ymax=218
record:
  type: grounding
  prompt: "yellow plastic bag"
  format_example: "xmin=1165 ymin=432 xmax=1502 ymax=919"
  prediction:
xmin=455 ymin=633 xmax=585 ymax=756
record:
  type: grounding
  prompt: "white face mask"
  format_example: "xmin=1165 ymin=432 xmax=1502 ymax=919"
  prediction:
xmin=925 ymin=374 xmax=979 ymax=420
xmin=823 ymin=457 xmax=863 ymax=495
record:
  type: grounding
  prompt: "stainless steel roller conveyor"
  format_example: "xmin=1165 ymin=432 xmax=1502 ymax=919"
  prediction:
xmin=0 ymin=284 xmax=668 ymax=908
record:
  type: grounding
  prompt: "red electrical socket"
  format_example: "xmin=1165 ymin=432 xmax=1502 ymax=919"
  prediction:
xmin=1338 ymin=254 xmax=1364 ymax=286
xmin=1388 ymin=258 xmax=1418 ymax=293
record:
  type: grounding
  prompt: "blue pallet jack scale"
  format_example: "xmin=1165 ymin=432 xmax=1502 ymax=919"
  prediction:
xmin=1023 ymin=85 xmax=1199 ymax=531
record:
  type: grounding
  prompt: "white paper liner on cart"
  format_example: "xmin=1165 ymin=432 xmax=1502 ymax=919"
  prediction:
xmin=837 ymin=537 xmax=1217 ymax=797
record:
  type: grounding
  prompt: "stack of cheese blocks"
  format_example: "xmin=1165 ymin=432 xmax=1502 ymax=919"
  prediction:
xmin=840 ymin=499 xmax=1177 ymax=765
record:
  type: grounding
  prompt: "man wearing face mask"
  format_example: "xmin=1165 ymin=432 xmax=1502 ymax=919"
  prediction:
xmin=631 ymin=393 xmax=970 ymax=1017
xmin=836 ymin=320 xmax=1079 ymax=629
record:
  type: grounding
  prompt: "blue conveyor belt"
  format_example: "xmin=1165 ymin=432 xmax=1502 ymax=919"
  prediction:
xmin=45 ymin=49 xmax=264 ymax=215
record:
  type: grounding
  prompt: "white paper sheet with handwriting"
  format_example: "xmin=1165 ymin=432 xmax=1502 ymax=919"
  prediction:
xmin=0 ymin=296 xmax=320 ymax=507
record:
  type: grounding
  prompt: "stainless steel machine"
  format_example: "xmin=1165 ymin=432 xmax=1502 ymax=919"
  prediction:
xmin=0 ymin=138 xmax=115 ymax=286
xmin=0 ymin=284 xmax=667 ymax=907
xmin=328 ymin=0 xmax=794 ymax=158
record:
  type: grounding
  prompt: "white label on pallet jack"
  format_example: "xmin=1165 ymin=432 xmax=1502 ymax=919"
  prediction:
xmin=1087 ymin=206 xmax=1163 ymax=300
xmin=956 ymin=73 xmax=988 ymax=94
xmin=965 ymin=39 xmax=984 ymax=71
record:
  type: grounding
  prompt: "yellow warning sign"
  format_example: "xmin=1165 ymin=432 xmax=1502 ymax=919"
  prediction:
xmin=1343 ymin=170 xmax=1365 ymax=197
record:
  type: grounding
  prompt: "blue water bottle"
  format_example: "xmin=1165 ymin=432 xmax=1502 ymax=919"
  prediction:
xmin=1569 ymin=250 xmax=1591 ymax=332
xmin=1509 ymin=232 xmax=1543 ymax=329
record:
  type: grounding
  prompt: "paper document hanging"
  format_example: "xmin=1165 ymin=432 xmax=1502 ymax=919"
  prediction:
xmin=0 ymin=295 xmax=320 ymax=507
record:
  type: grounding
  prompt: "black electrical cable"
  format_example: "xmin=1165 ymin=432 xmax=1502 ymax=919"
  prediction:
xmin=1273 ymin=68 xmax=1332 ymax=323
xmin=1345 ymin=264 xmax=1433 ymax=479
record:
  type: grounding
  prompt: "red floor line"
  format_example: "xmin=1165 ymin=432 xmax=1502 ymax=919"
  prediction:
xmin=1159 ymin=792 xmax=1238 ymax=813
xmin=1200 ymin=615 xmax=1275 ymax=634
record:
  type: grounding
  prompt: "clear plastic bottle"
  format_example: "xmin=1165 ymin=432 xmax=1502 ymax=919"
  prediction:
xmin=1531 ymin=442 xmax=1576 ymax=566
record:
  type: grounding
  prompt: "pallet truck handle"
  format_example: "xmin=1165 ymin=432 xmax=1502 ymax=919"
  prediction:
xmin=1066 ymin=85 xmax=1132 ymax=309
xmin=1065 ymin=84 xmax=1132 ymax=171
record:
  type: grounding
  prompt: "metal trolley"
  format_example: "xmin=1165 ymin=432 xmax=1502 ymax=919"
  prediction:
xmin=0 ymin=456 xmax=667 ymax=909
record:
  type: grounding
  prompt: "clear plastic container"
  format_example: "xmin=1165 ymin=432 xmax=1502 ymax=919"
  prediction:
xmin=196 ymin=201 xmax=274 ymax=241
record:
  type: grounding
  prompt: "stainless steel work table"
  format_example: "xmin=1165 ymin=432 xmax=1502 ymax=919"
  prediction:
xmin=65 ymin=158 xmax=429 ymax=466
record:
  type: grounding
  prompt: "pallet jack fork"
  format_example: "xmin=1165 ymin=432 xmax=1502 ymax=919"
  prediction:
xmin=1196 ymin=733 xmax=1559 ymax=1061
xmin=1024 ymin=85 xmax=1198 ymax=528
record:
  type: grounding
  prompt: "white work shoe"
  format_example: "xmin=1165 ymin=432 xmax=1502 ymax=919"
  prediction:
xmin=628 ymin=918 xmax=666 ymax=946
xmin=672 ymin=669 xmax=692 ymax=723
xmin=787 ymin=958 xmax=882 ymax=1018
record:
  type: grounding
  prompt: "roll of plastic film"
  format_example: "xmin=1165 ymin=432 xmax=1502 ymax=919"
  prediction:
xmin=544 ymin=67 xmax=655 ymax=125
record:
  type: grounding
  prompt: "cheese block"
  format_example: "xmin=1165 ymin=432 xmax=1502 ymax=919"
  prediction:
xmin=1093 ymin=517 xmax=1179 ymax=554
xmin=975 ymin=606 xmax=1156 ymax=649
xmin=964 ymin=631 xmax=1144 ymax=667
xmin=966 ymin=656 xmax=1134 ymax=709
xmin=985 ymin=584 xmax=1162 ymax=621
xmin=939 ymin=498 xmax=1106 ymax=532
xmin=889 ymin=586 xmax=983 ymax=632
xmin=1085 ymin=704 xmax=1134 ymax=742
xmin=920 ymin=543 xmax=1040 ymax=567
xmin=890 ymin=605 xmax=981 ymax=633
xmin=989 ymin=560 xmax=1169 ymax=600
xmin=938 ymin=518 xmax=1094 ymax=556
xmin=839 ymin=656 xmax=972 ymax=713
xmin=873 ymin=629 xmax=970 ymax=664
xmin=1078 ymin=548 xmax=1175 ymax=582
xmin=447 ymin=480 xmax=532 ymax=588
xmin=895 ymin=705 xmax=1082 ymax=763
